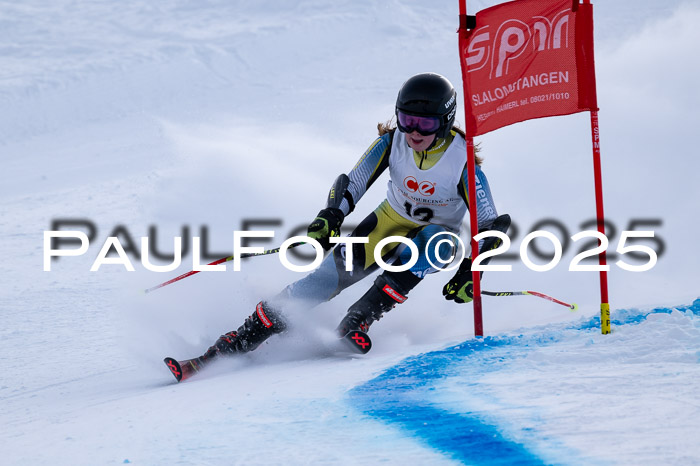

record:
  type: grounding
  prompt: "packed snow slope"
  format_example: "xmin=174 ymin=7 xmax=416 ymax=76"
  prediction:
xmin=1 ymin=0 xmax=699 ymax=464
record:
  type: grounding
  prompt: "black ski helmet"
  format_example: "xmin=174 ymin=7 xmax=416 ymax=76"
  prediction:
xmin=395 ymin=73 xmax=457 ymax=139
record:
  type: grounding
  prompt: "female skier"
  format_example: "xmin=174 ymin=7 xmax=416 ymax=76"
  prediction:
xmin=165 ymin=72 xmax=509 ymax=381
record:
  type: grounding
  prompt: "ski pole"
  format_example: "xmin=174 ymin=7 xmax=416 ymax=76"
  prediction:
xmin=481 ymin=289 xmax=578 ymax=311
xmin=144 ymin=242 xmax=305 ymax=294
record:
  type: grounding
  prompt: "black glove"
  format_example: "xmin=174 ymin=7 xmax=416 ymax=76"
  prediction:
xmin=307 ymin=208 xmax=344 ymax=250
xmin=443 ymin=214 xmax=511 ymax=304
xmin=442 ymin=258 xmax=474 ymax=304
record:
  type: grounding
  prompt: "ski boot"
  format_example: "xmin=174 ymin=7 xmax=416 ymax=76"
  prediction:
xmin=336 ymin=276 xmax=408 ymax=354
xmin=164 ymin=301 xmax=286 ymax=382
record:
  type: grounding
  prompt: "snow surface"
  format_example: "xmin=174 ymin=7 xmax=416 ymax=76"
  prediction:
xmin=2 ymin=0 xmax=699 ymax=464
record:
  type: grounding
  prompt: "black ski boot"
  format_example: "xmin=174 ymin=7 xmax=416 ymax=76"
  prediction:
xmin=208 ymin=301 xmax=286 ymax=357
xmin=336 ymin=276 xmax=408 ymax=349
xmin=165 ymin=301 xmax=286 ymax=382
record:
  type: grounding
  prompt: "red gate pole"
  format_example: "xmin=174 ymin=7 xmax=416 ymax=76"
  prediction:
xmin=458 ymin=0 xmax=484 ymax=337
xmin=589 ymin=110 xmax=611 ymax=334
xmin=466 ymin=138 xmax=483 ymax=337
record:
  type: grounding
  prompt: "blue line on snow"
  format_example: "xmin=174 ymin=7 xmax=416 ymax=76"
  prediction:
xmin=349 ymin=298 xmax=700 ymax=464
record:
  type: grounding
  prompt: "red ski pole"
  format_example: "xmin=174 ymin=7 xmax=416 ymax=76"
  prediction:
xmin=144 ymin=242 xmax=304 ymax=294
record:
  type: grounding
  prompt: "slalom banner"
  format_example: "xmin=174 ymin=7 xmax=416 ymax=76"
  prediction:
xmin=459 ymin=0 xmax=597 ymax=136
xmin=458 ymin=0 xmax=608 ymax=336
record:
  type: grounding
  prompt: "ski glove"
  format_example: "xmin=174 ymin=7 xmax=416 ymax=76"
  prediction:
xmin=442 ymin=258 xmax=474 ymax=304
xmin=307 ymin=207 xmax=344 ymax=250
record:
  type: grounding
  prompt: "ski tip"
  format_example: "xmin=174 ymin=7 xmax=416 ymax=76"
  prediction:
xmin=163 ymin=357 xmax=183 ymax=382
xmin=342 ymin=330 xmax=372 ymax=354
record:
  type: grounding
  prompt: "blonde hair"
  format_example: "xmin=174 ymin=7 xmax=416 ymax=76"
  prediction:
xmin=377 ymin=118 xmax=483 ymax=165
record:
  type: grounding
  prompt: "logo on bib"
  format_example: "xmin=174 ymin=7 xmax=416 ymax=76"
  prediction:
xmin=404 ymin=176 xmax=435 ymax=196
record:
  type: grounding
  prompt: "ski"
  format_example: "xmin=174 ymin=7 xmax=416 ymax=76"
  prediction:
xmin=341 ymin=330 xmax=372 ymax=354
xmin=165 ymin=330 xmax=372 ymax=382
xmin=164 ymin=357 xmax=205 ymax=382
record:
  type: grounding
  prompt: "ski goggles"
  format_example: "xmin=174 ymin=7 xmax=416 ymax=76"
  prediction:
xmin=396 ymin=110 xmax=442 ymax=136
